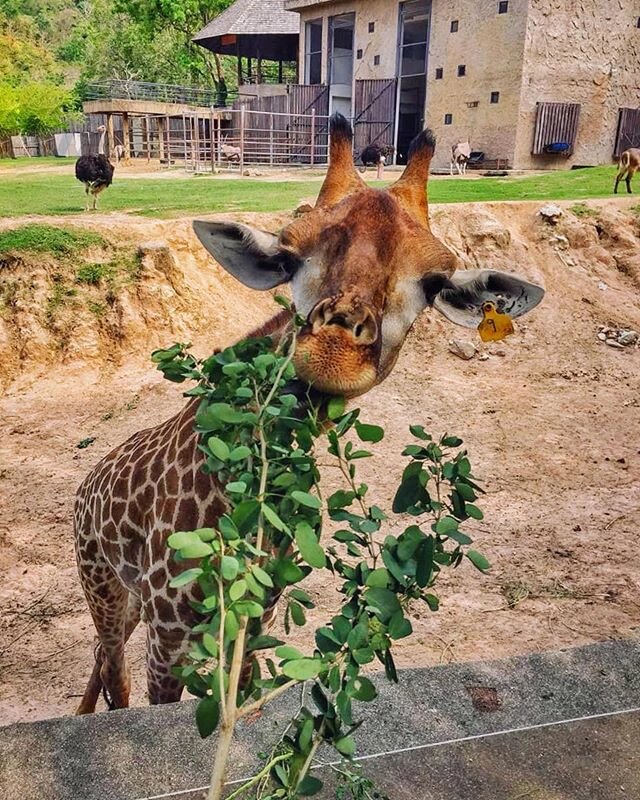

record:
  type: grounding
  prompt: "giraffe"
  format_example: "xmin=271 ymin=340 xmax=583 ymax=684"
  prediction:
xmin=75 ymin=113 xmax=544 ymax=713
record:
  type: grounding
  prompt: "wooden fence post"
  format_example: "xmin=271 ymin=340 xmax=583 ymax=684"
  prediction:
xmin=240 ymin=105 xmax=246 ymax=176
xmin=310 ymin=109 xmax=316 ymax=167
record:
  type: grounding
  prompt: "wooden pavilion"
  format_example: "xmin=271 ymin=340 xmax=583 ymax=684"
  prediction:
xmin=193 ymin=0 xmax=299 ymax=86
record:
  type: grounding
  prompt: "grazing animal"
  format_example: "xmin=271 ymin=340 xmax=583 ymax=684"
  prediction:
xmin=75 ymin=126 xmax=115 ymax=211
xmin=614 ymin=148 xmax=640 ymax=194
xmin=220 ymin=138 xmax=242 ymax=168
xmin=359 ymin=143 xmax=395 ymax=178
xmin=113 ymin=144 xmax=126 ymax=163
xmin=450 ymin=141 xmax=472 ymax=176
xmin=74 ymin=114 xmax=544 ymax=713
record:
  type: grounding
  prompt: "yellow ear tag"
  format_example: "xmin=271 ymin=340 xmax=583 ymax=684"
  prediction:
xmin=477 ymin=301 xmax=515 ymax=342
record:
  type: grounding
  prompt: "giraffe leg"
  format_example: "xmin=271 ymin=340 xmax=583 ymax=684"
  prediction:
xmin=76 ymin=593 xmax=142 ymax=714
xmin=145 ymin=624 xmax=190 ymax=704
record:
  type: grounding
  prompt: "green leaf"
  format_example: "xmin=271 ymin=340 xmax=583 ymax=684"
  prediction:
xmin=455 ymin=482 xmax=477 ymax=501
xmin=282 ymin=658 xmax=322 ymax=681
xmin=169 ymin=568 xmax=203 ymax=588
xmin=416 ymin=537 xmax=435 ymax=588
xmin=180 ymin=540 xmax=214 ymax=559
xmin=327 ymin=395 xmax=346 ymax=420
xmin=202 ymin=632 xmax=218 ymax=657
xmin=336 ymin=690 xmax=353 ymax=725
xmin=290 ymin=600 xmax=306 ymax=626
xmin=389 ymin=613 xmax=413 ymax=640
xmin=365 ymin=568 xmax=391 ymax=588
xmin=467 ymin=549 xmax=491 ymax=572
xmin=275 ymin=645 xmax=304 ymax=660
xmin=262 ymin=503 xmax=288 ymax=532
xmin=225 ymin=609 xmax=239 ymax=640
xmin=364 ymin=587 xmax=401 ymax=622
xmin=291 ymin=490 xmax=322 ymax=510
xmin=354 ymin=421 xmax=384 ymax=443
xmin=442 ymin=435 xmax=463 ymax=447
xmin=251 ymin=566 xmax=274 ymax=588
xmin=465 ymin=503 xmax=484 ymax=520
xmin=297 ymin=776 xmax=323 ymax=796
xmin=246 ymin=635 xmax=283 ymax=652
xmin=221 ymin=556 xmax=239 ymax=581
xmin=229 ymin=579 xmax=247 ymax=602
xmin=290 ymin=588 xmax=314 ymax=608
xmin=299 ymin=717 xmax=314 ymax=752
xmin=409 ymin=424 xmax=432 ymax=441
xmin=353 ymin=647 xmax=375 ymax=664
xmin=335 ymin=735 xmax=356 ymax=756
xmin=167 ymin=531 xmax=201 ymax=550
xmin=208 ymin=437 xmax=230 ymax=462
xmin=328 ymin=489 xmax=356 ymax=510
xmin=347 ymin=676 xmax=377 ymax=701
xmin=208 ymin=403 xmax=245 ymax=424
xmin=195 ymin=695 xmax=220 ymax=738
xmin=234 ymin=600 xmax=264 ymax=618
xmin=229 ymin=445 xmax=251 ymax=461
xmin=275 ymin=560 xmax=305 ymax=585
xmin=295 ymin=522 xmax=326 ymax=568
xmin=226 ymin=481 xmax=247 ymax=494
xmin=434 ymin=516 xmax=459 ymax=536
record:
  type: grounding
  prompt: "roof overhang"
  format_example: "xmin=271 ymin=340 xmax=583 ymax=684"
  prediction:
xmin=193 ymin=32 xmax=298 ymax=61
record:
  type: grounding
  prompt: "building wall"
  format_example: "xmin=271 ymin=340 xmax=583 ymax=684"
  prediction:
xmin=426 ymin=0 xmax=529 ymax=170
xmin=297 ymin=0 xmax=400 ymax=87
xmin=513 ymin=0 xmax=640 ymax=169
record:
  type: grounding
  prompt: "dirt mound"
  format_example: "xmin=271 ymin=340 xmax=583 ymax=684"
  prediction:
xmin=0 ymin=215 xmax=290 ymax=388
xmin=1 ymin=199 xmax=639 ymax=725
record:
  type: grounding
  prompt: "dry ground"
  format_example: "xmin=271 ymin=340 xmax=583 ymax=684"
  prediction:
xmin=1 ymin=198 xmax=639 ymax=725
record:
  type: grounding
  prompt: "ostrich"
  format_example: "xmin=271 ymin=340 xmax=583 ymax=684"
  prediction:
xmin=358 ymin=143 xmax=395 ymax=178
xmin=75 ymin=126 xmax=115 ymax=211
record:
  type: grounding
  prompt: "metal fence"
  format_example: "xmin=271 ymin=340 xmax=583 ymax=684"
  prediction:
xmin=82 ymin=80 xmax=237 ymax=108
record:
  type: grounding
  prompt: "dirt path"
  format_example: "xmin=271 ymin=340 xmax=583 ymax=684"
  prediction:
xmin=1 ymin=199 xmax=639 ymax=725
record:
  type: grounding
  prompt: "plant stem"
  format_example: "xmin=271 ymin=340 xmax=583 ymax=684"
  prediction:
xmin=294 ymin=729 xmax=324 ymax=793
xmin=207 ymin=619 xmax=249 ymax=800
xmin=224 ymin=751 xmax=291 ymax=800
xmin=238 ymin=679 xmax=297 ymax=719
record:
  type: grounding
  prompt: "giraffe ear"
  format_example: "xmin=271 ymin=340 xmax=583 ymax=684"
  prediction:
xmin=432 ymin=269 xmax=545 ymax=328
xmin=193 ymin=221 xmax=299 ymax=290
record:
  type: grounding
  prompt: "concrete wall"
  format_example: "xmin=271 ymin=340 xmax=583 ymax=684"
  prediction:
xmin=297 ymin=0 xmax=400 ymax=87
xmin=513 ymin=0 xmax=640 ymax=169
xmin=426 ymin=0 xmax=529 ymax=170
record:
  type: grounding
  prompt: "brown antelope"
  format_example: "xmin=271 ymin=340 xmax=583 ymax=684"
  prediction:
xmin=614 ymin=148 xmax=640 ymax=194
xmin=74 ymin=113 xmax=544 ymax=713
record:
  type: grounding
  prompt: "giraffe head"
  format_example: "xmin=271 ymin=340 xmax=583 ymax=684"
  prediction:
xmin=194 ymin=114 xmax=543 ymax=398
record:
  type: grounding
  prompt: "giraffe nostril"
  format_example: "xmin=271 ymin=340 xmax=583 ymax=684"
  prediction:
xmin=354 ymin=323 xmax=364 ymax=338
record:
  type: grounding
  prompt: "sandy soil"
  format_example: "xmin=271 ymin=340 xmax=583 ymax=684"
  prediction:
xmin=1 ymin=198 xmax=639 ymax=726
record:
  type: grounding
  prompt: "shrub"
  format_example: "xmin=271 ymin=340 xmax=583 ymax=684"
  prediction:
xmin=153 ymin=302 xmax=490 ymax=799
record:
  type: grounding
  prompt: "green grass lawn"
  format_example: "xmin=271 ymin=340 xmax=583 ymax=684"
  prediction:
xmin=0 ymin=165 xmax=621 ymax=218
xmin=0 ymin=156 xmax=64 ymax=171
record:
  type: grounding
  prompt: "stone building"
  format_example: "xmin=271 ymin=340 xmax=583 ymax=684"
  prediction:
xmin=283 ymin=0 xmax=640 ymax=169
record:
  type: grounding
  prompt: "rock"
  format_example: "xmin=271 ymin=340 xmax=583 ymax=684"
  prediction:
xmin=598 ymin=281 xmax=609 ymax=291
xmin=618 ymin=330 xmax=639 ymax=346
xmin=448 ymin=339 xmax=477 ymax=360
xmin=597 ymin=332 xmax=607 ymax=341
xmin=605 ymin=339 xmax=625 ymax=349
xmin=538 ymin=203 xmax=563 ymax=223
xmin=551 ymin=233 xmax=569 ymax=248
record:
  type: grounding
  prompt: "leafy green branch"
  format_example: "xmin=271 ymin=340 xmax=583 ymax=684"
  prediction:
xmin=152 ymin=303 xmax=490 ymax=799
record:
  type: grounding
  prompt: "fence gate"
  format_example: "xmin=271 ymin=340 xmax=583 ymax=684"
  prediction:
xmin=288 ymin=84 xmax=330 ymax=164
xmin=532 ymin=102 xmax=581 ymax=156
xmin=614 ymin=107 xmax=640 ymax=158
xmin=353 ymin=79 xmax=397 ymax=157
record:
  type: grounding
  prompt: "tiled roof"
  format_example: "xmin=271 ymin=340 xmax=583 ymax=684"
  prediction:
xmin=194 ymin=0 xmax=299 ymax=40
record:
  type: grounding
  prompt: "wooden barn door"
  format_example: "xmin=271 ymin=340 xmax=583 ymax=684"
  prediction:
xmin=353 ymin=79 xmax=397 ymax=158
xmin=614 ymin=107 xmax=640 ymax=158
xmin=288 ymin=84 xmax=330 ymax=164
